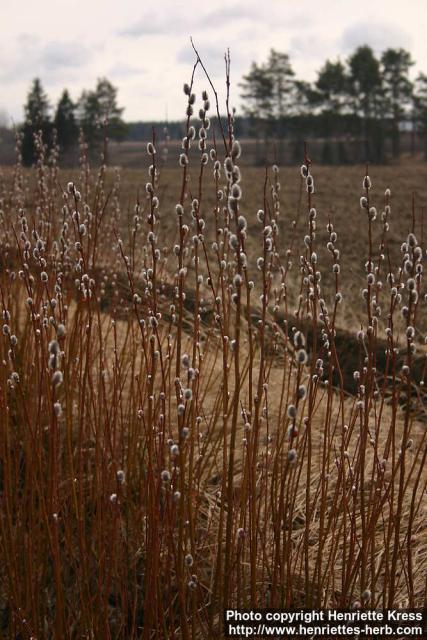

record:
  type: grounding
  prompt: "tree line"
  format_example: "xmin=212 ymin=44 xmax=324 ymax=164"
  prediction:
xmin=16 ymin=45 xmax=427 ymax=166
xmin=21 ymin=78 xmax=126 ymax=165
xmin=239 ymin=45 xmax=427 ymax=162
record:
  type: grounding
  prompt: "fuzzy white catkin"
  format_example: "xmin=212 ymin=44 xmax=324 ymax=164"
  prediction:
xmin=52 ymin=371 xmax=63 ymax=387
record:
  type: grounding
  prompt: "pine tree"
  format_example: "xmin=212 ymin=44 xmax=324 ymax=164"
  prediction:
xmin=347 ymin=46 xmax=383 ymax=162
xmin=239 ymin=62 xmax=274 ymax=162
xmin=265 ymin=49 xmax=295 ymax=119
xmin=95 ymin=78 xmax=126 ymax=140
xmin=381 ymin=48 xmax=414 ymax=158
xmin=54 ymin=89 xmax=78 ymax=155
xmin=413 ymin=74 xmax=427 ymax=159
xmin=77 ymin=78 xmax=126 ymax=153
xmin=21 ymin=78 xmax=51 ymax=166
xmin=315 ymin=60 xmax=348 ymax=115
xmin=77 ymin=89 xmax=100 ymax=147
xmin=239 ymin=62 xmax=274 ymax=121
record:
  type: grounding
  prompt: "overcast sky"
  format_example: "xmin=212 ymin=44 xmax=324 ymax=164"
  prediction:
xmin=1 ymin=0 xmax=427 ymax=124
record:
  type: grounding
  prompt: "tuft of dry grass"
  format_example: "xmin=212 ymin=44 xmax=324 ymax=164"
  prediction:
xmin=0 ymin=66 xmax=426 ymax=640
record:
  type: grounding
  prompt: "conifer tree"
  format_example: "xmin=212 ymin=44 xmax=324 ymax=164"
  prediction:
xmin=21 ymin=78 xmax=51 ymax=165
xmin=54 ymin=89 xmax=78 ymax=155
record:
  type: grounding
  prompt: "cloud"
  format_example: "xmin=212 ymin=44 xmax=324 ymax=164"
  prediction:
xmin=289 ymin=33 xmax=336 ymax=62
xmin=201 ymin=5 xmax=261 ymax=28
xmin=108 ymin=62 xmax=145 ymax=79
xmin=39 ymin=41 xmax=91 ymax=70
xmin=120 ymin=12 xmax=186 ymax=36
xmin=119 ymin=4 xmax=264 ymax=38
xmin=16 ymin=32 xmax=40 ymax=47
xmin=340 ymin=22 xmax=412 ymax=55
xmin=177 ymin=42 xmax=247 ymax=79
xmin=0 ymin=38 xmax=92 ymax=83
xmin=177 ymin=43 xmax=228 ymax=74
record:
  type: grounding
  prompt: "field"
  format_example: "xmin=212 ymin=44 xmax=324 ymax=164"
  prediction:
xmin=115 ymin=161 xmax=427 ymax=322
xmin=0 ymin=113 xmax=426 ymax=639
